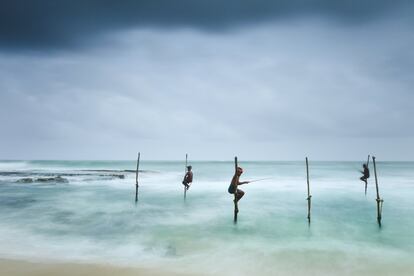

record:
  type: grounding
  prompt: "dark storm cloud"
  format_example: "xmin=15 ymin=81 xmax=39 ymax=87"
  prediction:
xmin=0 ymin=0 xmax=413 ymax=50
xmin=1 ymin=19 xmax=414 ymax=160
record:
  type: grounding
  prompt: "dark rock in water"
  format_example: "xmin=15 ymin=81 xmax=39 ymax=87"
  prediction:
xmin=16 ymin=178 xmax=34 ymax=183
xmin=35 ymin=176 xmax=69 ymax=183
xmin=113 ymin=174 xmax=125 ymax=179
xmin=36 ymin=177 xmax=53 ymax=182
xmin=55 ymin=176 xmax=69 ymax=183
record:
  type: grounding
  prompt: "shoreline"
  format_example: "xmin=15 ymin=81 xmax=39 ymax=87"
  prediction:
xmin=0 ymin=258 xmax=186 ymax=276
xmin=2 ymin=256 xmax=414 ymax=276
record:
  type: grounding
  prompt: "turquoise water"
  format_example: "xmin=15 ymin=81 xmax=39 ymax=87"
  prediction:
xmin=0 ymin=160 xmax=413 ymax=275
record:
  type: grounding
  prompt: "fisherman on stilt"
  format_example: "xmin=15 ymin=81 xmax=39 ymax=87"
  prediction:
xmin=360 ymin=163 xmax=370 ymax=186
xmin=182 ymin=165 xmax=193 ymax=190
xmin=228 ymin=167 xmax=250 ymax=212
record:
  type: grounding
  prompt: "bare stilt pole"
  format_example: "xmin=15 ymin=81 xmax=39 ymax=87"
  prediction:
xmin=372 ymin=156 xmax=383 ymax=227
xmin=365 ymin=155 xmax=370 ymax=196
xmin=135 ymin=152 xmax=140 ymax=203
xmin=184 ymin=154 xmax=188 ymax=200
xmin=234 ymin=156 xmax=238 ymax=223
xmin=306 ymin=157 xmax=312 ymax=223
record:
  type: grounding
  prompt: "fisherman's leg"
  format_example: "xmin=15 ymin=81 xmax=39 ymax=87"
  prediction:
xmin=236 ymin=189 xmax=245 ymax=202
xmin=233 ymin=189 xmax=244 ymax=213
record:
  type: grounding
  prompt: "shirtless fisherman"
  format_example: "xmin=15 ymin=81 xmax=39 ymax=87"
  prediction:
xmin=228 ymin=167 xmax=250 ymax=206
xmin=182 ymin=166 xmax=193 ymax=190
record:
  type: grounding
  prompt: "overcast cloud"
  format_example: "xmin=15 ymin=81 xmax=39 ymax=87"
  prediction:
xmin=0 ymin=1 xmax=413 ymax=160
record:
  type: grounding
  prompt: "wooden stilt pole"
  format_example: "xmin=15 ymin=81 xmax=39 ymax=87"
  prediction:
xmin=234 ymin=156 xmax=238 ymax=224
xmin=365 ymin=155 xmax=370 ymax=196
xmin=135 ymin=152 xmax=140 ymax=203
xmin=306 ymin=157 xmax=312 ymax=223
xmin=372 ymin=156 xmax=383 ymax=227
xmin=184 ymin=153 xmax=188 ymax=200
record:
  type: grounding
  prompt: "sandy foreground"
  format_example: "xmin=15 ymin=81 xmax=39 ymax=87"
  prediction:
xmin=2 ymin=257 xmax=414 ymax=276
xmin=0 ymin=259 xmax=187 ymax=276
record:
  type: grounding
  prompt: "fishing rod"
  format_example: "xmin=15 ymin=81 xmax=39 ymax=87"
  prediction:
xmin=248 ymin=177 xmax=273 ymax=183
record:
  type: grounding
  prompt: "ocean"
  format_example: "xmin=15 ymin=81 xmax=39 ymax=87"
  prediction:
xmin=0 ymin=160 xmax=413 ymax=275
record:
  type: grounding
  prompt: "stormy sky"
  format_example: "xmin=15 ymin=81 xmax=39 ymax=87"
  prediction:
xmin=1 ymin=0 xmax=413 ymax=160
